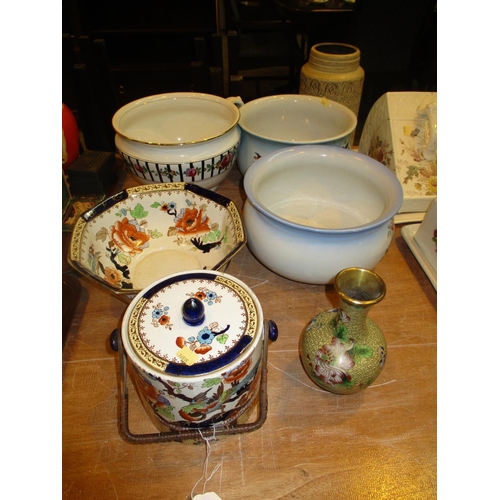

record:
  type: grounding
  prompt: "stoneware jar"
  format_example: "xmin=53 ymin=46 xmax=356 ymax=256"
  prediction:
xmin=299 ymin=267 xmax=387 ymax=394
xmin=112 ymin=93 xmax=241 ymax=191
xmin=300 ymin=43 xmax=365 ymax=118
xmin=120 ymin=270 xmax=278 ymax=430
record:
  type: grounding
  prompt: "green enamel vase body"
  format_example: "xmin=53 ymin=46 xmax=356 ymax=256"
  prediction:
xmin=299 ymin=268 xmax=387 ymax=395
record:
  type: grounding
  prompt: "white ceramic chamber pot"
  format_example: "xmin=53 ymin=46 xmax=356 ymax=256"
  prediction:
xmin=119 ymin=270 xmax=278 ymax=430
xmin=235 ymin=94 xmax=357 ymax=175
xmin=242 ymin=145 xmax=404 ymax=284
xmin=112 ymin=93 xmax=241 ymax=190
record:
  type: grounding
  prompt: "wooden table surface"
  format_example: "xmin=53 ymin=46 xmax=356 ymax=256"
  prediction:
xmin=62 ymin=163 xmax=437 ymax=500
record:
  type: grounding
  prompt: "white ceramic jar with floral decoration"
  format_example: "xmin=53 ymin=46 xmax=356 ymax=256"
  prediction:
xmin=358 ymin=91 xmax=437 ymax=217
xmin=120 ymin=270 xmax=278 ymax=430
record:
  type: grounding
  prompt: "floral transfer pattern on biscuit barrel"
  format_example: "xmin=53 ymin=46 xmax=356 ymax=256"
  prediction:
xmin=121 ymin=270 xmax=266 ymax=428
xmin=88 ymin=197 xmax=229 ymax=290
xmin=133 ymin=354 xmax=259 ymax=425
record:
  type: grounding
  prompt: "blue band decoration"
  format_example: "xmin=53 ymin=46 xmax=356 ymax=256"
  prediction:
xmin=165 ymin=335 xmax=253 ymax=376
xmin=143 ymin=272 xmax=217 ymax=300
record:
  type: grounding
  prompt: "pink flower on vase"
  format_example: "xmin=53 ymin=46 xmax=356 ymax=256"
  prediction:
xmin=338 ymin=308 xmax=350 ymax=323
xmin=312 ymin=337 xmax=354 ymax=385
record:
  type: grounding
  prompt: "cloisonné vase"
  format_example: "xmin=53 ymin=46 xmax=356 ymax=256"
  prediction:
xmin=299 ymin=268 xmax=387 ymax=395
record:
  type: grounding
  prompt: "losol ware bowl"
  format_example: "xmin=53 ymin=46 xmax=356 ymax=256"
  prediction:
xmin=242 ymin=145 xmax=403 ymax=284
xmin=112 ymin=93 xmax=241 ymax=190
xmin=68 ymin=183 xmax=246 ymax=302
xmin=119 ymin=269 xmax=278 ymax=430
xmin=236 ymin=94 xmax=357 ymax=175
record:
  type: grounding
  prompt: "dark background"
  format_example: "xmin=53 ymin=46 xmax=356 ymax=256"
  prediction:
xmin=62 ymin=0 xmax=437 ymax=149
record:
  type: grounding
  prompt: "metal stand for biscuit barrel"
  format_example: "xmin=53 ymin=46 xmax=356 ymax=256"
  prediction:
xmin=111 ymin=321 xmax=277 ymax=444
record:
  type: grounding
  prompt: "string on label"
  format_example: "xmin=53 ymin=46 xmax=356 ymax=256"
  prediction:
xmin=190 ymin=428 xmax=223 ymax=500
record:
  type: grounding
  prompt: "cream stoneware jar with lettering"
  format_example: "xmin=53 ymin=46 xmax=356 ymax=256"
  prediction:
xmin=113 ymin=92 xmax=241 ymax=190
xmin=300 ymin=43 xmax=365 ymax=118
xmin=121 ymin=270 xmax=278 ymax=430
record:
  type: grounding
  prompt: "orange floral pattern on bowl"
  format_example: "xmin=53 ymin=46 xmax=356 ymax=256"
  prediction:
xmin=91 ymin=198 xmax=225 ymax=290
xmin=69 ymin=184 xmax=246 ymax=300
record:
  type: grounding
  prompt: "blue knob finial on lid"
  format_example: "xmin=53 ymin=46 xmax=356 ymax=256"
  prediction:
xmin=182 ymin=297 xmax=205 ymax=326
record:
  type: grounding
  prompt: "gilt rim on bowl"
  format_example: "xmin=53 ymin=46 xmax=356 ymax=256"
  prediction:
xmin=112 ymin=92 xmax=241 ymax=146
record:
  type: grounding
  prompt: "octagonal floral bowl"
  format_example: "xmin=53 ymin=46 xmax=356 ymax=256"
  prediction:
xmin=68 ymin=183 xmax=246 ymax=302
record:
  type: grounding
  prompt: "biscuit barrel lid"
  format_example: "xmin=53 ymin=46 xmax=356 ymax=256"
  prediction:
xmin=123 ymin=270 xmax=262 ymax=377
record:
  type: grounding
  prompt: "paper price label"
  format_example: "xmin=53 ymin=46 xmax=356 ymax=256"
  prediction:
xmin=176 ymin=346 xmax=198 ymax=366
xmin=193 ymin=493 xmax=222 ymax=500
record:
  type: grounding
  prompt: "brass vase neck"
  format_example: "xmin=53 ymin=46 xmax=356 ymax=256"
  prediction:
xmin=334 ymin=268 xmax=386 ymax=308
